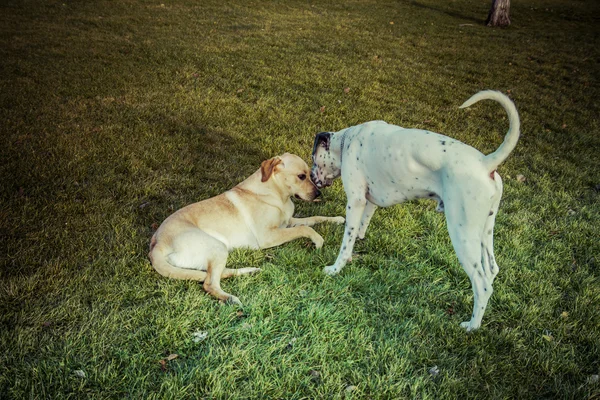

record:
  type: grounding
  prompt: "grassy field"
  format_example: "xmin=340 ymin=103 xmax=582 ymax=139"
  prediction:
xmin=1 ymin=0 xmax=599 ymax=398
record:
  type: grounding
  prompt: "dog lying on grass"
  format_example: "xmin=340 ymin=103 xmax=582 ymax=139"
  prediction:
xmin=310 ymin=90 xmax=520 ymax=331
xmin=149 ymin=153 xmax=344 ymax=305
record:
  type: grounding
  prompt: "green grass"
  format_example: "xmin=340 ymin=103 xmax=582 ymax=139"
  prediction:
xmin=1 ymin=0 xmax=599 ymax=398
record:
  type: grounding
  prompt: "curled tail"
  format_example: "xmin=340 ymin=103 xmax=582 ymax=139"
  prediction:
xmin=459 ymin=90 xmax=520 ymax=172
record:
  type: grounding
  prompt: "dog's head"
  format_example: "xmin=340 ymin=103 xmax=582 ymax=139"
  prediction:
xmin=260 ymin=153 xmax=321 ymax=201
xmin=310 ymin=131 xmax=340 ymax=189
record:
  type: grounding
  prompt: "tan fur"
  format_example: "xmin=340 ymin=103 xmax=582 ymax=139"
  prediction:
xmin=149 ymin=153 xmax=344 ymax=305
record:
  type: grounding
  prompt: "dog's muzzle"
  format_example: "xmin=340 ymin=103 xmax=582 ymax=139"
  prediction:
xmin=312 ymin=179 xmax=332 ymax=189
xmin=311 ymin=171 xmax=331 ymax=189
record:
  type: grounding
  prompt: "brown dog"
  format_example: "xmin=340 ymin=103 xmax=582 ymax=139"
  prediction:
xmin=149 ymin=153 xmax=344 ymax=305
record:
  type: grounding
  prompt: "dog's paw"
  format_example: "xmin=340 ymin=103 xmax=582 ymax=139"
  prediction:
xmin=225 ymin=295 xmax=243 ymax=307
xmin=323 ymin=265 xmax=340 ymax=276
xmin=460 ymin=321 xmax=480 ymax=332
xmin=332 ymin=216 xmax=345 ymax=224
xmin=313 ymin=234 xmax=324 ymax=249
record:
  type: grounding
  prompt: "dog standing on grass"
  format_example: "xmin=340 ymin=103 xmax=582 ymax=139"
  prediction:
xmin=310 ymin=90 xmax=520 ymax=331
xmin=149 ymin=153 xmax=344 ymax=305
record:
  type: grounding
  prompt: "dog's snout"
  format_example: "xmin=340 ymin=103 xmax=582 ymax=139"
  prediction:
xmin=315 ymin=188 xmax=321 ymax=198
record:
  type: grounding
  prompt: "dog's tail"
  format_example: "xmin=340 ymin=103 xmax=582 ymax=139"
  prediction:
xmin=149 ymin=236 xmax=208 ymax=281
xmin=459 ymin=90 xmax=520 ymax=172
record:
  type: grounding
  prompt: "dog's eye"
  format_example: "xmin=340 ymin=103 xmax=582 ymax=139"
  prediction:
xmin=298 ymin=174 xmax=306 ymax=181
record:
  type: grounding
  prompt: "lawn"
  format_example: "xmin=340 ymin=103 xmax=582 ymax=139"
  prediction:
xmin=1 ymin=0 xmax=599 ymax=398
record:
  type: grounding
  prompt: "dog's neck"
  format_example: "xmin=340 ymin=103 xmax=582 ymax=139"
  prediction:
xmin=330 ymin=131 xmax=346 ymax=166
xmin=236 ymin=170 xmax=290 ymax=206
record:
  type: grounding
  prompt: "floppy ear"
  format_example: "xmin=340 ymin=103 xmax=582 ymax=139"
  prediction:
xmin=260 ymin=157 xmax=284 ymax=182
xmin=312 ymin=132 xmax=331 ymax=155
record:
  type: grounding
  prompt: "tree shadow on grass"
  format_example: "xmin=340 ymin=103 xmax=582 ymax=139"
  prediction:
xmin=410 ymin=1 xmax=484 ymax=25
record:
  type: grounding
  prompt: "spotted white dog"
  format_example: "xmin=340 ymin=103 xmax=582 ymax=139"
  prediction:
xmin=310 ymin=90 xmax=520 ymax=331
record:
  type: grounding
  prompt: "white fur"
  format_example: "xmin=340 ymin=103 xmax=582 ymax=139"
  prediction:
xmin=310 ymin=90 xmax=520 ymax=331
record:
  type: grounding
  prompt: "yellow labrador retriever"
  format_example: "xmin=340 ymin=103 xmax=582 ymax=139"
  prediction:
xmin=149 ymin=153 xmax=344 ymax=305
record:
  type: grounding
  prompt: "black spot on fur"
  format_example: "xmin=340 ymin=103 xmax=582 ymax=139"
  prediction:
xmin=489 ymin=210 xmax=494 ymax=216
xmin=440 ymin=140 xmax=446 ymax=145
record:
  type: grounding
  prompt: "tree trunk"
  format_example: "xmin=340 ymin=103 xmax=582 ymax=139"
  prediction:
xmin=486 ymin=0 xmax=511 ymax=27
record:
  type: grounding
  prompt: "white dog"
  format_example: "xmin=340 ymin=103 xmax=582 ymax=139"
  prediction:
xmin=149 ymin=153 xmax=344 ymax=305
xmin=310 ymin=91 xmax=520 ymax=331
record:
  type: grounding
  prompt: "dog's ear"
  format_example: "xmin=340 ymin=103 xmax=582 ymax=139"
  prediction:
xmin=312 ymin=132 xmax=331 ymax=154
xmin=260 ymin=157 xmax=284 ymax=182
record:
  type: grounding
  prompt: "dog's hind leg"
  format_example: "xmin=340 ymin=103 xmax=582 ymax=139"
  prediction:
xmin=221 ymin=267 xmax=261 ymax=278
xmin=445 ymin=191 xmax=495 ymax=331
xmin=482 ymin=173 xmax=503 ymax=283
xmin=167 ymin=229 xmax=242 ymax=305
xmin=203 ymin=247 xmax=243 ymax=306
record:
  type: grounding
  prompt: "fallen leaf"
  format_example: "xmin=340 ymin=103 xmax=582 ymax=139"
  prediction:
xmin=542 ymin=334 xmax=553 ymax=342
xmin=237 ymin=88 xmax=244 ymax=93
xmin=192 ymin=331 xmax=208 ymax=343
xmin=345 ymin=385 xmax=357 ymax=392
xmin=429 ymin=366 xmax=439 ymax=377
xmin=560 ymin=311 xmax=569 ymax=319
xmin=151 ymin=222 xmax=159 ymax=231
xmin=166 ymin=353 xmax=178 ymax=361
xmin=567 ymin=209 xmax=576 ymax=216
xmin=73 ymin=370 xmax=86 ymax=378
xmin=516 ymin=174 xmax=526 ymax=182
xmin=344 ymin=87 xmax=350 ymax=93
xmin=159 ymin=359 xmax=167 ymax=371
xmin=389 ymin=21 xmax=394 ymax=25
xmin=319 ymin=106 xmax=326 ymax=113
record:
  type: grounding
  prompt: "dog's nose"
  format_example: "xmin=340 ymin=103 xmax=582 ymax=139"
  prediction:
xmin=315 ymin=188 xmax=322 ymax=198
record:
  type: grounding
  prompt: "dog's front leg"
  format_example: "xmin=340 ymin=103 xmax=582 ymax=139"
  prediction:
xmin=260 ymin=226 xmax=324 ymax=249
xmin=357 ymin=201 xmax=377 ymax=239
xmin=289 ymin=216 xmax=345 ymax=227
xmin=324 ymin=197 xmax=366 ymax=275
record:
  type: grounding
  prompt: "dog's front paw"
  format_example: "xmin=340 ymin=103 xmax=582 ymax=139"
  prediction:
xmin=323 ymin=265 xmax=340 ymax=276
xmin=460 ymin=320 xmax=480 ymax=332
xmin=313 ymin=234 xmax=324 ymax=249
xmin=332 ymin=216 xmax=345 ymax=224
